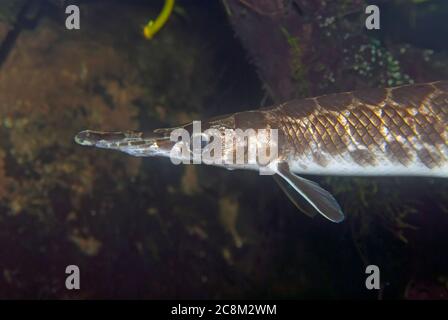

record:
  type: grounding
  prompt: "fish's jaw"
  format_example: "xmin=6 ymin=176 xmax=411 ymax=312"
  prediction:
xmin=74 ymin=130 xmax=143 ymax=147
xmin=74 ymin=129 xmax=177 ymax=157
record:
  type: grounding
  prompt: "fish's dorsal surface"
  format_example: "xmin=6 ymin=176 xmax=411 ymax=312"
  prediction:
xmin=268 ymin=81 xmax=448 ymax=177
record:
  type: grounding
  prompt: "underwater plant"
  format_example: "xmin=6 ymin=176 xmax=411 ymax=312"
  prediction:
xmin=143 ymin=0 xmax=175 ymax=40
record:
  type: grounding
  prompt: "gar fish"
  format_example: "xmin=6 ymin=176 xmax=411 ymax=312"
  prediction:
xmin=75 ymin=81 xmax=448 ymax=223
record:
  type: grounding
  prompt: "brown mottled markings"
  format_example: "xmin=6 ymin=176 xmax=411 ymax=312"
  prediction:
xmin=316 ymin=92 xmax=353 ymax=111
xmin=376 ymin=104 xmax=416 ymax=165
xmin=351 ymin=108 xmax=368 ymax=126
xmin=397 ymin=116 xmax=414 ymax=137
xmin=234 ymin=111 xmax=267 ymax=130
xmin=309 ymin=114 xmax=341 ymax=156
xmin=434 ymin=80 xmax=448 ymax=92
xmin=349 ymin=150 xmax=377 ymax=166
xmin=281 ymin=98 xmax=317 ymax=117
xmin=304 ymin=117 xmax=324 ymax=149
xmin=358 ymin=106 xmax=382 ymax=149
xmin=276 ymin=107 xmax=307 ymax=156
xmin=391 ymin=83 xmax=435 ymax=107
xmin=272 ymin=81 xmax=448 ymax=169
xmin=320 ymin=114 xmax=340 ymax=156
xmin=417 ymin=149 xmax=441 ymax=169
xmin=416 ymin=119 xmax=441 ymax=144
xmin=359 ymin=106 xmax=379 ymax=126
xmin=385 ymin=141 xmax=411 ymax=166
xmin=353 ymin=88 xmax=387 ymax=105
xmin=431 ymin=92 xmax=448 ymax=123
xmin=345 ymin=112 xmax=366 ymax=147
xmin=312 ymin=152 xmax=329 ymax=167
xmin=334 ymin=120 xmax=345 ymax=136
xmin=322 ymin=131 xmax=336 ymax=154
xmin=311 ymin=115 xmax=325 ymax=136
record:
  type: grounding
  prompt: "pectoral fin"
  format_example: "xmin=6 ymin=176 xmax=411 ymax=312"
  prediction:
xmin=273 ymin=175 xmax=317 ymax=219
xmin=275 ymin=162 xmax=345 ymax=223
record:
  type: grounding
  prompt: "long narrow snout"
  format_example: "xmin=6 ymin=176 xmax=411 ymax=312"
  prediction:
xmin=74 ymin=129 xmax=177 ymax=157
xmin=74 ymin=130 xmax=138 ymax=146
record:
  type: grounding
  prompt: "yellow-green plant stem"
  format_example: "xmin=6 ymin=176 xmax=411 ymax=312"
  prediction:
xmin=143 ymin=0 xmax=175 ymax=40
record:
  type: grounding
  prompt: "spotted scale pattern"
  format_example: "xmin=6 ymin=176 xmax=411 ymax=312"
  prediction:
xmin=270 ymin=81 xmax=448 ymax=176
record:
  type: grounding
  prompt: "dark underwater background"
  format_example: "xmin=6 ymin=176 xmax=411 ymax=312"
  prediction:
xmin=0 ymin=0 xmax=447 ymax=299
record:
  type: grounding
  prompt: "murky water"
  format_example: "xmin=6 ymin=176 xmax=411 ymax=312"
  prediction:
xmin=0 ymin=0 xmax=447 ymax=299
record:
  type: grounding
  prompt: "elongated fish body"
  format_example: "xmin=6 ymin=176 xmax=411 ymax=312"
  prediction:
xmin=268 ymin=81 xmax=448 ymax=177
xmin=75 ymin=81 xmax=448 ymax=223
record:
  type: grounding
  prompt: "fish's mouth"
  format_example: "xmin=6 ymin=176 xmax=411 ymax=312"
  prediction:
xmin=74 ymin=130 xmax=139 ymax=146
xmin=74 ymin=129 xmax=179 ymax=157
